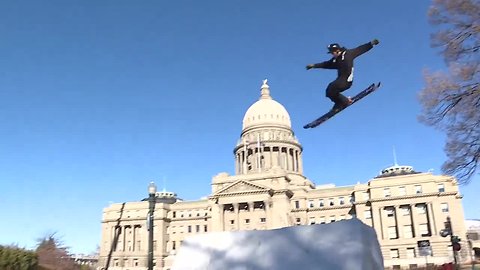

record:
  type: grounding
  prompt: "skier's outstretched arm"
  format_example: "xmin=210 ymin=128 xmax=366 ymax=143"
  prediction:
xmin=350 ymin=39 xmax=379 ymax=58
xmin=306 ymin=60 xmax=335 ymax=70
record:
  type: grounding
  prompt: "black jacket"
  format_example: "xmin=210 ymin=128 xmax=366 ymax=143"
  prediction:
xmin=311 ymin=42 xmax=373 ymax=82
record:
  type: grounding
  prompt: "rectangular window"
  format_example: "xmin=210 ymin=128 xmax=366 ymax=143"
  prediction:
xmin=172 ymin=211 xmax=176 ymax=218
xmin=406 ymin=248 xmax=416 ymax=258
xmin=403 ymin=225 xmax=413 ymax=238
xmin=309 ymin=217 xmax=315 ymax=225
xmin=329 ymin=198 xmax=334 ymax=206
xmin=319 ymin=217 xmax=326 ymax=224
xmin=364 ymin=210 xmax=372 ymax=219
xmin=441 ymin=203 xmax=449 ymax=213
xmin=296 ymin=218 xmax=301 ymax=225
xmin=187 ymin=225 xmax=192 ymax=233
xmin=384 ymin=188 xmax=391 ymax=197
xmin=260 ymin=217 xmax=266 ymax=223
xmin=172 ymin=241 xmax=176 ymax=251
xmin=415 ymin=185 xmax=422 ymax=194
xmin=388 ymin=226 xmax=398 ymax=239
xmin=416 ymin=204 xmax=426 ymax=214
xmin=196 ymin=225 xmax=200 ymax=232
xmin=339 ymin=215 xmax=346 ymax=220
xmin=438 ymin=184 xmax=445 ymax=192
xmin=330 ymin=216 xmax=336 ymax=223
xmin=385 ymin=207 xmax=395 ymax=217
xmin=399 ymin=186 xmax=406 ymax=196
xmin=230 ymin=220 xmax=234 ymax=225
xmin=245 ymin=219 xmax=250 ymax=224
xmin=204 ymin=225 xmax=208 ymax=232
xmin=400 ymin=205 xmax=410 ymax=216
xmin=419 ymin=223 xmax=429 ymax=236
xmin=390 ymin=249 xmax=400 ymax=259
xmin=294 ymin=201 xmax=300 ymax=209
xmin=309 ymin=200 xmax=314 ymax=208
xmin=339 ymin=197 xmax=345 ymax=205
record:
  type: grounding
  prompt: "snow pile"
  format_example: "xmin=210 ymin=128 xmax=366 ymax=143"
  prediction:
xmin=172 ymin=218 xmax=384 ymax=270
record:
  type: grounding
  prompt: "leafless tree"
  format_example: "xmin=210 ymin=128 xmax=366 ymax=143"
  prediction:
xmin=419 ymin=0 xmax=480 ymax=184
xmin=36 ymin=233 xmax=79 ymax=270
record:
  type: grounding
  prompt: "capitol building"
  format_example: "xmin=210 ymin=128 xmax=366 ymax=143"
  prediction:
xmin=98 ymin=80 xmax=468 ymax=269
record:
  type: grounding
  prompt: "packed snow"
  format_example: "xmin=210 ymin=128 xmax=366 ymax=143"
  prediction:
xmin=172 ymin=218 xmax=384 ymax=270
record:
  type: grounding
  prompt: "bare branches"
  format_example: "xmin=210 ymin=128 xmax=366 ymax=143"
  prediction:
xmin=420 ymin=0 xmax=480 ymax=184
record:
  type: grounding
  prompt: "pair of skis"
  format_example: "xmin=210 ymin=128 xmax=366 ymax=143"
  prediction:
xmin=303 ymin=82 xmax=381 ymax=129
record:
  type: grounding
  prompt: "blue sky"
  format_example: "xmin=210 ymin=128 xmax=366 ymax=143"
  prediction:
xmin=0 ymin=1 xmax=478 ymax=255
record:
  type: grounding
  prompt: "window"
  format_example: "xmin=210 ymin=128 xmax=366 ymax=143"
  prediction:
xmin=416 ymin=204 xmax=426 ymax=214
xmin=196 ymin=225 xmax=200 ymax=232
xmin=385 ymin=207 xmax=395 ymax=217
xmin=400 ymin=205 xmax=410 ymax=216
xmin=390 ymin=249 xmax=400 ymax=259
xmin=319 ymin=199 xmax=324 ymax=207
xmin=403 ymin=225 xmax=413 ymax=238
xmin=309 ymin=217 xmax=315 ymax=225
xmin=187 ymin=225 xmax=192 ymax=233
xmin=388 ymin=226 xmax=398 ymax=239
xmin=406 ymin=248 xmax=416 ymax=258
xmin=319 ymin=217 xmax=326 ymax=224
xmin=329 ymin=198 xmax=334 ymax=206
xmin=260 ymin=217 xmax=266 ymax=223
xmin=339 ymin=197 xmax=345 ymax=205
xmin=245 ymin=219 xmax=250 ymax=224
xmin=415 ymin=185 xmax=422 ymax=194
xmin=294 ymin=201 xmax=300 ymax=209
xmin=172 ymin=241 xmax=176 ymax=251
xmin=438 ymin=184 xmax=445 ymax=192
xmin=204 ymin=225 xmax=208 ymax=232
xmin=172 ymin=211 xmax=176 ymax=218
xmin=134 ymin=259 xmax=139 ymax=266
xmin=296 ymin=218 xmax=301 ymax=225
xmin=348 ymin=195 xmax=354 ymax=204
xmin=230 ymin=220 xmax=234 ymax=225
xmin=399 ymin=186 xmax=406 ymax=196
xmin=364 ymin=210 xmax=372 ymax=219
xmin=309 ymin=200 xmax=314 ymax=208
xmin=441 ymin=203 xmax=449 ymax=213
xmin=339 ymin=215 xmax=346 ymax=220
xmin=419 ymin=223 xmax=430 ymax=236
xmin=330 ymin=216 xmax=336 ymax=223
xmin=384 ymin=188 xmax=391 ymax=197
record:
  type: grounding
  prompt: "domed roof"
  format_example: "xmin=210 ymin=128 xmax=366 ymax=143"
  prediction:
xmin=242 ymin=79 xmax=291 ymax=131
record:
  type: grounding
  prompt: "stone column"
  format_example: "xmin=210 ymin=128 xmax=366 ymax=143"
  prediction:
xmin=410 ymin=204 xmax=417 ymax=238
xmin=426 ymin=203 xmax=437 ymax=235
xmin=298 ymin=151 xmax=303 ymax=174
xmin=394 ymin=206 xmax=402 ymax=238
xmin=372 ymin=206 xmax=385 ymax=240
xmin=233 ymin=203 xmax=239 ymax=231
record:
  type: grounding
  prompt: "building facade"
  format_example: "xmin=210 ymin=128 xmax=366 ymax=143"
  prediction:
xmin=98 ymin=80 xmax=468 ymax=270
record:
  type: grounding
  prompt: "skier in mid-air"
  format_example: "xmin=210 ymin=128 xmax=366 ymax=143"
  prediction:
xmin=306 ymin=39 xmax=380 ymax=112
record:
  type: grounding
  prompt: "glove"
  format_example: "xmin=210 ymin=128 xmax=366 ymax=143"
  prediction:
xmin=371 ymin=39 xmax=379 ymax=46
xmin=306 ymin=64 xmax=314 ymax=70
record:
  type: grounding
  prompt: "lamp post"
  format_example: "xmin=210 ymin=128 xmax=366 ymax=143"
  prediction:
xmin=147 ymin=182 xmax=157 ymax=270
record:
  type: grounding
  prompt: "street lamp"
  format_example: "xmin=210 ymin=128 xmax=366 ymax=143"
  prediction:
xmin=147 ymin=182 xmax=157 ymax=270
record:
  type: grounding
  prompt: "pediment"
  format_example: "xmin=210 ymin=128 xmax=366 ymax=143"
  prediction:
xmin=215 ymin=180 xmax=269 ymax=195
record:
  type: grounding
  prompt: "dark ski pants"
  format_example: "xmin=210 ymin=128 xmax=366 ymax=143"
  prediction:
xmin=326 ymin=78 xmax=352 ymax=107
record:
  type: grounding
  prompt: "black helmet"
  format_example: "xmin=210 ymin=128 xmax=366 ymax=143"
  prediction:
xmin=327 ymin=43 xmax=342 ymax=53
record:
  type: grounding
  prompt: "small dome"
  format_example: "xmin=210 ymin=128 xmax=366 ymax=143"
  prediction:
xmin=376 ymin=164 xmax=419 ymax=178
xmin=242 ymin=79 xmax=291 ymax=131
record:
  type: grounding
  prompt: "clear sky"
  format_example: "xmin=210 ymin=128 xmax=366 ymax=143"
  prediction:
xmin=1 ymin=1 xmax=478 ymax=255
